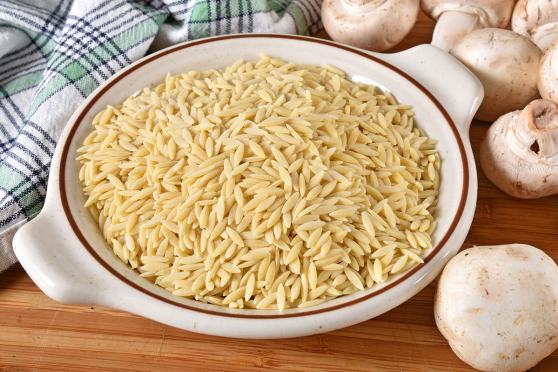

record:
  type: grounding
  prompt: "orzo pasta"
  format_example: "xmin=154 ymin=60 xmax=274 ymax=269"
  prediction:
xmin=77 ymin=56 xmax=440 ymax=310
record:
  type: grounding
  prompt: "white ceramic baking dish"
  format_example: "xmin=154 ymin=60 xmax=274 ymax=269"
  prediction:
xmin=13 ymin=35 xmax=482 ymax=339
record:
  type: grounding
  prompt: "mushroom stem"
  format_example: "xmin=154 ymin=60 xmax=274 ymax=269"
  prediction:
xmin=480 ymin=99 xmax=558 ymax=199
xmin=532 ymin=22 xmax=558 ymax=51
xmin=509 ymin=100 xmax=558 ymax=164
xmin=431 ymin=11 xmax=480 ymax=51
xmin=422 ymin=0 xmax=515 ymax=53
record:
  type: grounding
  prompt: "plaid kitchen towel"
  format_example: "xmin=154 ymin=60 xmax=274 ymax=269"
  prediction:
xmin=0 ymin=0 xmax=322 ymax=272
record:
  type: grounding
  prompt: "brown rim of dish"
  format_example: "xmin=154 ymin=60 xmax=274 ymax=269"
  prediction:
xmin=59 ymin=34 xmax=469 ymax=319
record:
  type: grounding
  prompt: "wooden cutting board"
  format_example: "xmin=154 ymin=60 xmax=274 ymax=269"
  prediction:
xmin=1 ymin=11 xmax=558 ymax=371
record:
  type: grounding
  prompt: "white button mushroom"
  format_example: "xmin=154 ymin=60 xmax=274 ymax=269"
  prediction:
xmin=321 ymin=0 xmax=419 ymax=52
xmin=451 ymin=28 xmax=542 ymax=122
xmin=435 ymin=244 xmax=558 ymax=372
xmin=480 ymin=99 xmax=558 ymax=199
xmin=539 ymin=43 xmax=558 ymax=104
xmin=421 ymin=0 xmax=515 ymax=52
xmin=512 ymin=0 xmax=558 ymax=51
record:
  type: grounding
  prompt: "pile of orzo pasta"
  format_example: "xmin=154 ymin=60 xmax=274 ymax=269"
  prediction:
xmin=77 ymin=56 xmax=440 ymax=310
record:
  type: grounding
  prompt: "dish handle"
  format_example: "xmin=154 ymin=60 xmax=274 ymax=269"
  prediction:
xmin=370 ymin=44 xmax=484 ymax=138
xmin=13 ymin=209 xmax=115 ymax=305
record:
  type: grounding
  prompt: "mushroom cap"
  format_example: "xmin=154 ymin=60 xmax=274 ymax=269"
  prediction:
xmin=512 ymin=0 xmax=558 ymax=50
xmin=421 ymin=0 xmax=514 ymax=28
xmin=435 ymin=244 xmax=558 ymax=372
xmin=321 ymin=0 xmax=419 ymax=52
xmin=480 ymin=99 xmax=558 ymax=199
xmin=451 ymin=28 xmax=542 ymax=122
xmin=539 ymin=43 xmax=558 ymax=103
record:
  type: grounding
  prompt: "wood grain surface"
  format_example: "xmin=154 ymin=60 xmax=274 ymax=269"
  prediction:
xmin=2 ymin=11 xmax=558 ymax=371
